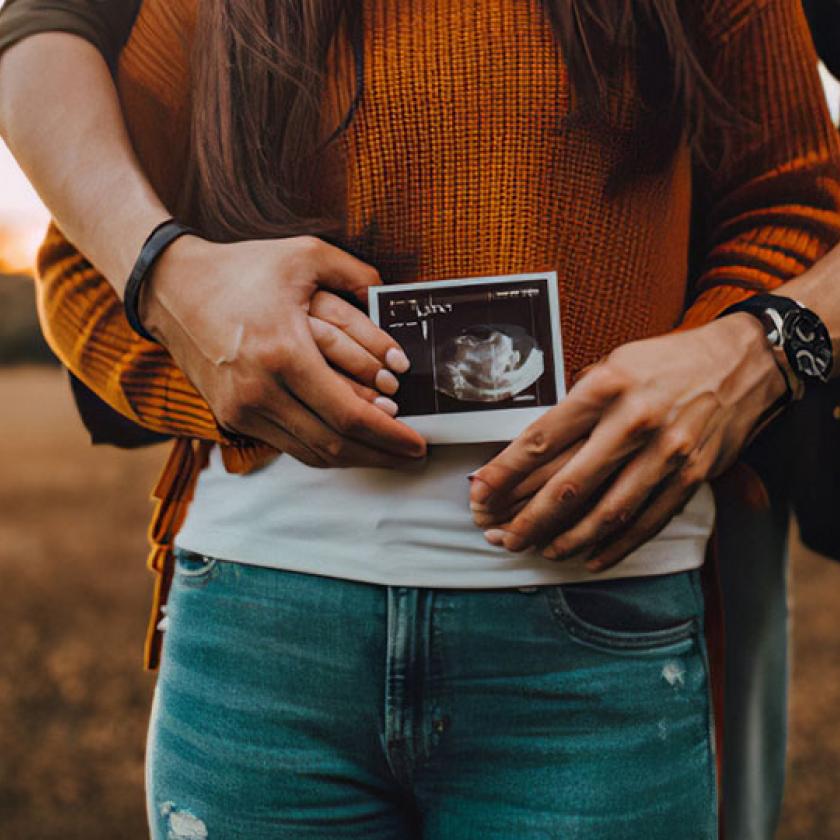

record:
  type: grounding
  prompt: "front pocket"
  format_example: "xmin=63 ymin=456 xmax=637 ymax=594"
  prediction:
xmin=545 ymin=572 xmax=701 ymax=653
xmin=173 ymin=548 xmax=219 ymax=585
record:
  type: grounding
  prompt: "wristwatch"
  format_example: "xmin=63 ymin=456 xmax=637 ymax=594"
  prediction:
xmin=719 ymin=294 xmax=833 ymax=398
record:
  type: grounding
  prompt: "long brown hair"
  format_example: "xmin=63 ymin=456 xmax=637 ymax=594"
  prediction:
xmin=184 ymin=0 xmax=730 ymax=242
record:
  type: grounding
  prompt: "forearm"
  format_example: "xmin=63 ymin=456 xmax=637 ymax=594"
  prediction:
xmin=0 ymin=32 xmax=227 ymax=439
xmin=0 ymin=32 xmax=168 ymax=293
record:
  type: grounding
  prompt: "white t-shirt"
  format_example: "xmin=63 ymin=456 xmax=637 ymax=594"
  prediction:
xmin=175 ymin=442 xmax=714 ymax=587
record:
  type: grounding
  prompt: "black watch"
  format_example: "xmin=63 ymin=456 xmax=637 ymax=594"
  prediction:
xmin=719 ymin=294 xmax=833 ymax=389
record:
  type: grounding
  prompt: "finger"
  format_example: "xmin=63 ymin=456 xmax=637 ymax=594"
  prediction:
xmin=493 ymin=438 xmax=630 ymax=553
xmin=310 ymin=291 xmax=411 ymax=373
xmin=469 ymin=364 xmax=627 ymax=509
xmin=491 ymin=385 xmax=676 ymax=550
xmin=500 ymin=440 xmax=588 ymax=507
xmin=253 ymin=400 xmax=423 ymax=470
xmin=469 ymin=441 xmax=585 ymax=528
xmin=280 ymin=320 xmax=427 ymax=458
xmin=542 ymin=393 xmax=719 ymax=559
xmin=583 ymin=438 xmax=718 ymax=573
xmin=309 ymin=315 xmax=401 ymax=395
xmin=233 ymin=413 xmax=328 ymax=468
xmin=580 ymin=479 xmax=696 ymax=573
xmin=340 ymin=375 xmax=400 ymax=417
xmin=308 ymin=238 xmax=383 ymax=303
xmin=471 ymin=495 xmax=532 ymax=531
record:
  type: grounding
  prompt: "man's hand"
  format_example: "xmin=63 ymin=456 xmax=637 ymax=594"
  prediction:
xmin=143 ymin=234 xmax=427 ymax=468
xmin=469 ymin=314 xmax=787 ymax=571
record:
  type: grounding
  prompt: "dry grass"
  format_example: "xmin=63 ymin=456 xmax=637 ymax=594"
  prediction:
xmin=0 ymin=366 xmax=837 ymax=838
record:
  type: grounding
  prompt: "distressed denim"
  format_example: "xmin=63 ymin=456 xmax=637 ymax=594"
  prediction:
xmin=146 ymin=548 xmax=718 ymax=839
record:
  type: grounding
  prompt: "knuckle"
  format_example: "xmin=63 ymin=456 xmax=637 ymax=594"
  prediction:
xmin=324 ymin=438 xmax=347 ymax=460
xmin=677 ymin=465 xmax=703 ymax=491
xmin=315 ymin=321 xmax=340 ymax=351
xmin=660 ymin=428 xmax=695 ymax=463
xmin=623 ymin=395 xmax=659 ymax=435
xmin=600 ymin=354 xmax=635 ymax=390
xmin=311 ymin=289 xmax=345 ymax=321
xmin=599 ymin=506 xmax=630 ymax=531
xmin=549 ymin=481 xmax=579 ymax=504
xmin=522 ymin=427 xmax=551 ymax=457
xmin=295 ymin=235 xmax=323 ymax=256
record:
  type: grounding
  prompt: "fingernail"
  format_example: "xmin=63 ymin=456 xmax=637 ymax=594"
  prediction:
xmin=373 ymin=396 xmax=399 ymax=416
xmin=375 ymin=369 xmax=400 ymax=395
xmin=586 ymin=559 xmax=606 ymax=573
xmin=469 ymin=500 xmax=489 ymax=513
xmin=467 ymin=470 xmax=480 ymax=481
xmin=483 ymin=529 xmax=507 ymax=546
xmin=470 ymin=478 xmax=493 ymax=505
xmin=385 ymin=347 xmax=410 ymax=373
xmin=542 ymin=547 xmax=557 ymax=560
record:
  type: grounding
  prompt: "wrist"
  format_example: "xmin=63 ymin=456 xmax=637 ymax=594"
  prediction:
xmin=710 ymin=312 xmax=790 ymax=412
xmin=138 ymin=232 xmax=208 ymax=342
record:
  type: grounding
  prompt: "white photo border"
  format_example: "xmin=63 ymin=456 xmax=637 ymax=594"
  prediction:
xmin=368 ymin=271 xmax=566 ymax=444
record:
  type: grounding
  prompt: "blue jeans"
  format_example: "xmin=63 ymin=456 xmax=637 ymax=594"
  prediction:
xmin=146 ymin=549 xmax=718 ymax=839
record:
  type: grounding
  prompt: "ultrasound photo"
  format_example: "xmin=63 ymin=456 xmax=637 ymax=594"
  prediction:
xmin=368 ymin=272 xmax=565 ymax=443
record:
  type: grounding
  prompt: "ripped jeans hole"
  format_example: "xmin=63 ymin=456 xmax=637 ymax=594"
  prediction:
xmin=159 ymin=802 xmax=208 ymax=840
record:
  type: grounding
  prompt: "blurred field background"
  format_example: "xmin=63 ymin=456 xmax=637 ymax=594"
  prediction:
xmin=2 ymin=63 xmax=840 ymax=837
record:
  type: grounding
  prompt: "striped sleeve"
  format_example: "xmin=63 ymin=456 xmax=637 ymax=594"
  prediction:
xmin=36 ymin=223 xmax=229 ymax=442
xmin=680 ymin=0 xmax=840 ymax=329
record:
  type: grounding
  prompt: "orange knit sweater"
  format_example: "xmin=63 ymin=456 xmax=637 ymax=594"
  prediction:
xmin=33 ymin=0 xmax=840 ymax=666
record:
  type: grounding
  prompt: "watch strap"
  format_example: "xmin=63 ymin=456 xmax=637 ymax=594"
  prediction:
xmin=719 ymin=294 xmax=832 ymax=389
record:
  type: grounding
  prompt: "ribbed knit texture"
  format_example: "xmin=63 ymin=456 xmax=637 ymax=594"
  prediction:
xmin=30 ymin=0 xmax=840 ymax=666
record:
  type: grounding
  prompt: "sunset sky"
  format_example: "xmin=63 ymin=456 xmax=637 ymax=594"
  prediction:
xmin=0 ymin=139 xmax=49 ymax=273
xmin=0 ymin=43 xmax=838 ymax=274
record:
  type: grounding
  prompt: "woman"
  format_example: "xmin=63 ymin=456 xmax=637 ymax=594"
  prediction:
xmin=1 ymin=0 xmax=838 ymax=836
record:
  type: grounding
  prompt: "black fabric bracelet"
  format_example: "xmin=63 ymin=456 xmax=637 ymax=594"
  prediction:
xmin=124 ymin=218 xmax=197 ymax=342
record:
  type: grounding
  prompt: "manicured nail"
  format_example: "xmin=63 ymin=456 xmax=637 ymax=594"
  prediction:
xmin=385 ymin=347 xmax=410 ymax=373
xmin=471 ymin=478 xmax=493 ymax=505
xmin=375 ymin=369 xmax=400 ymax=395
xmin=483 ymin=529 xmax=507 ymax=546
xmin=373 ymin=396 xmax=399 ymax=416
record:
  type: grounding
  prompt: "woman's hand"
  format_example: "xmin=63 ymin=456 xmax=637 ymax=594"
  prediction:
xmin=469 ymin=314 xmax=787 ymax=571
xmin=142 ymin=234 xmax=427 ymax=468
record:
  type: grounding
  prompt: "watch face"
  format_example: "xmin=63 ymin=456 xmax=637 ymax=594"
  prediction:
xmin=781 ymin=309 xmax=833 ymax=384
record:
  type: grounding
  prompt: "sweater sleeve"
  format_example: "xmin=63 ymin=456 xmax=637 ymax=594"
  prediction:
xmin=0 ymin=0 xmax=140 ymax=72
xmin=36 ymin=223 xmax=228 ymax=443
xmin=679 ymin=0 xmax=840 ymax=330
